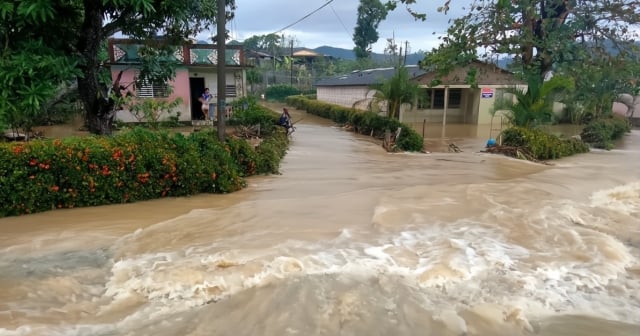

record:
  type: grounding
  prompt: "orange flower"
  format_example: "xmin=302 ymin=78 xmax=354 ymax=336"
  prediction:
xmin=112 ymin=149 xmax=123 ymax=160
xmin=13 ymin=146 xmax=24 ymax=155
xmin=50 ymin=185 xmax=59 ymax=192
xmin=29 ymin=159 xmax=37 ymax=166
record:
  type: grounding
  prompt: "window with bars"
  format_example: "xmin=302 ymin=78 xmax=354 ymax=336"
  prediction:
xmin=137 ymin=80 xmax=170 ymax=98
xmin=423 ymin=88 xmax=462 ymax=109
xmin=225 ymin=85 xmax=237 ymax=97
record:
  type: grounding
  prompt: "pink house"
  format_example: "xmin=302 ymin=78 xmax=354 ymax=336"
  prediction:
xmin=107 ymin=38 xmax=250 ymax=123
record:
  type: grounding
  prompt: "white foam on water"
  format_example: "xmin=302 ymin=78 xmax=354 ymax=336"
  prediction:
xmin=5 ymin=182 xmax=640 ymax=336
xmin=590 ymin=181 xmax=640 ymax=216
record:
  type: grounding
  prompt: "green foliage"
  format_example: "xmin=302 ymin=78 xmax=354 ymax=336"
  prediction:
xmin=353 ymin=0 xmax=388 ymax=59
xmin=285 ymin=95 xmax=424 ymax=152
xmin=228 ymin=99 xmax=280 ymax=135
xmin=580 ymin=116 xmax=632 ymax=149
xmin=265 ymin=85 xmax=303 ymax=102
xmin=492 ymin=72 xmax=574 ymax=127
xmin=242 ymin=33 xmax=283 ymax=53
xmin=255 ymin=132 xmax=289 ymax=174
xmin=124 ymin=97 xmax=183 ymax=130
xmin=560 ymin=57 xmax=634 ymax=124
xmin=364 ymin=66 xmax=421 ymax=119
xmin=1 ymin=0 xmax=237 ymax=135
xmin=0 ymin=124 xmax=288 ymax=217
xmin=418 ymin=0 xmax=640 ymax=99
xmin=501 ymin=126 xmax=590 ymax=160
xmin=0 ymin=40 xmax=81 ymax=134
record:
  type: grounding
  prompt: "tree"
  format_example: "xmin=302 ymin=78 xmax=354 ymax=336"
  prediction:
xmin=243 ymin=33 xmax=282 ymax=53
xmin=355 ymin=66 xmax=420 ymax=119
xmin=353 ymin=0 xmax=388 ymax=59
xmin=0 ymin=0 xmax=236 ymax=135
xmin=422 ymin=0 xmax=640 ymax=82
xmin=492 ymin=72 xmax=575 ymax=127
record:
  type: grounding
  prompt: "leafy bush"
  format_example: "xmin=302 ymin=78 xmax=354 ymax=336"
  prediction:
xmin=265 ymin=85 xmax=302 ymax=102
xmin=501 ymin=126 xmax=589 ymax=160
xmin=0 ymin=120 xmax=289 ymax=217
xmin=580 ymin=116 xmax=632 ymax=149
xmin=285 ymin=95 xmax=424 ymax=152
xmin=228 ymin=100 xmax=280 ymax=135
xmin=491 ymin=72 xmax=574 ymax=127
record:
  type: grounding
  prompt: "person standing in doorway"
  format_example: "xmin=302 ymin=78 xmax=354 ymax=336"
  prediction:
xmin=199 ymin=88 xmax=212 ymax=119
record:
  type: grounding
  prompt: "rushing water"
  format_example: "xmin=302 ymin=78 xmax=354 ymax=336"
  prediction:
xmin=1 ymin=107 xmax=639 ymax=336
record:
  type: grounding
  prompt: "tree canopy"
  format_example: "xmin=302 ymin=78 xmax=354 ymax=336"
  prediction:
xmin=0 ymin=0 xmax=236 ymax=135
xmin=353 ymin=0 xmax=389 ymax=59
xmin=422 ymin=0 xmax=640 ymax=81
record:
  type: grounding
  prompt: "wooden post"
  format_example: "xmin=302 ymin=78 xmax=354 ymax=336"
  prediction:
xmin=384 ymin=129 xmax=391 ymax=151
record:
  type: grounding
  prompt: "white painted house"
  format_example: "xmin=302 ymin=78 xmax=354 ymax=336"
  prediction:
xmin=315 ymin=62 xmax=525 ymax=125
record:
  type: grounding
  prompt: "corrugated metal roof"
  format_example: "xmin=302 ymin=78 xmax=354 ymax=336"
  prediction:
xmin=315 ymin=65 xmax=426 ymax=87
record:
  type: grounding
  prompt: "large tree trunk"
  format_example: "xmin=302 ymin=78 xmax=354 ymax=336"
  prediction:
xmin=76 ymin=0 xmax=115 ymax=135
xmin=519 ymin=0 xmax=570 ymax=81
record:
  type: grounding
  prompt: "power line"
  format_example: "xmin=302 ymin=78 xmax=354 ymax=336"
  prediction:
xmin=329 ymin=3 xmax=351 ymax=38
xmin=273 ymin=0 xmax=335 ymax=34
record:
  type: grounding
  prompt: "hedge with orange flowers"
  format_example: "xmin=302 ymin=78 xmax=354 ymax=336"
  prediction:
xmin=0 ymin=127 xmax=289 ymax=217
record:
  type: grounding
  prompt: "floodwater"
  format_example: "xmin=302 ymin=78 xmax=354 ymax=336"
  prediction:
xmin=1 ymin=107 xmax=639 ymax=336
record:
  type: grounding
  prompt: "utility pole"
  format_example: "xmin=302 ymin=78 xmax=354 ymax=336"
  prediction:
xmin=216 ymin=0 xmax=226 ymax=141
xmin=290 ymin=39 xmax=293 ymax=86
xmin=404 ymin=41 xmax=409 ymax=66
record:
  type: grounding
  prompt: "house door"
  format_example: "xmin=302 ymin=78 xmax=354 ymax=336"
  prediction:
xmin=189 ymin=77 xmax=206 ymax=120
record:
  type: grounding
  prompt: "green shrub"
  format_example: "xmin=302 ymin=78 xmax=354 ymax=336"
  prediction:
xmin=228 ymin=101 xmax=279 ymax=136
xmin=265 ymin=85 xmax=301 ymax=102
xmin=255 ymin=131 xmax=289 ymax=174
xmin=285 ymin=95 xmax=424 ymax=152
xmin=0 ymin=111 xmax=289 ymax=217
xmin=580 ymin=116 xmax=632 ymax=149
xmin=501 ymin=126 xmax=589 ymax=160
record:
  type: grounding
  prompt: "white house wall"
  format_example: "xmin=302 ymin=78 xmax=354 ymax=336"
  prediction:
xmin=317 ymin=86 xmax=370 ymax=108
xmin=318 ymin=83 xmax=528 ymax=125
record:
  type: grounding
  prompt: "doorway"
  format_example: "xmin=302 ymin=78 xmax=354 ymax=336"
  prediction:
xmin=189 ymin=77 xmax=206 ymax=120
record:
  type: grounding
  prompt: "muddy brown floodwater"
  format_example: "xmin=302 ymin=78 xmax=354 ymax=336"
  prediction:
xmin=1 ymin=105 xmax=639 ymax=336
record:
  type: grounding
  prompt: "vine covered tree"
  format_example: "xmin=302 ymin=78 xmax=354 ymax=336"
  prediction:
xmin=353 ymin=0 xmax=389 ymax=59
xmin=421 ymin=0 xmax=640 ymax=83
xmin=0 ymin=0 xmax=236 ymax=135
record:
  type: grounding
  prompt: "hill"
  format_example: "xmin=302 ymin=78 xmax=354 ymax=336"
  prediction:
xmin=313 ymin=45 xmax=425 ymax=65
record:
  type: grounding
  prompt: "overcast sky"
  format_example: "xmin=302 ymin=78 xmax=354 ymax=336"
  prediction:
xmin=205 ymin=0 xmax=467 ymax=53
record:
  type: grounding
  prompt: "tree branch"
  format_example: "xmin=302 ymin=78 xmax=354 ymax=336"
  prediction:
xmin=103 ymin=9 xmax=134 ymax=37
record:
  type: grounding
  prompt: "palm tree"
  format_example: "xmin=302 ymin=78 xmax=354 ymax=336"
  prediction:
xmin=492 ymin=72 xmax=575 ymax=127
xmin=354 ymin=66 xmax=420 ymax=120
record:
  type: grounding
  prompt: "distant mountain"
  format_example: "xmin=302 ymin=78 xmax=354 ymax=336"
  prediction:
xmin=312 ymin=45 xmax=425 ymax=65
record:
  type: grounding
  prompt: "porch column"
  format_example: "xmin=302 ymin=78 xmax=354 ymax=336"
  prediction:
xmin=442 ymin=85 xmax=449 ymax=138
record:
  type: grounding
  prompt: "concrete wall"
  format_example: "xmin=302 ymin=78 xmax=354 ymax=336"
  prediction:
xmin=317 ymin=86 xmax=370 ymax=109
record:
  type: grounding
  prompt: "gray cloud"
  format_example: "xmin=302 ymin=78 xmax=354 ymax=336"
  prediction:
xmin=223 ymin=0 xmax=467 ymax=53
